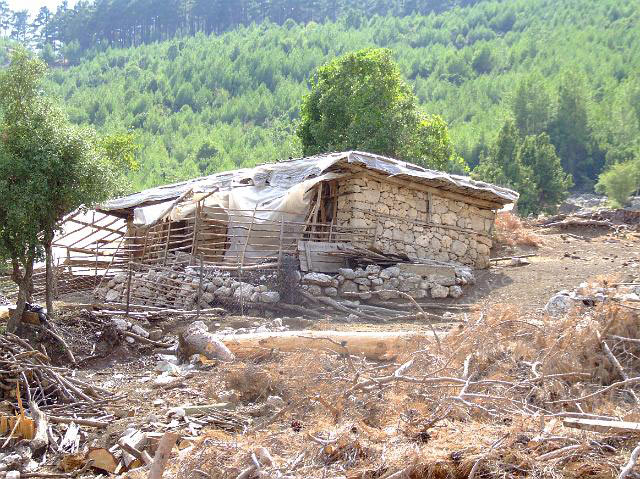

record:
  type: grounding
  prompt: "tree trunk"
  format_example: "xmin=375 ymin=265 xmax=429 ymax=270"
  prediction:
xmin=8 ymin=258 xmax=34 ymax=333
xmin=45 ymin=235 xmax=54 ymax=318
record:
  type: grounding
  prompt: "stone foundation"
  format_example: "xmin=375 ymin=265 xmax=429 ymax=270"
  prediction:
xmin=300 ymin=263 xmax=474 ymax=302
xmin=336 ymin=174 xmax=495 ymax=268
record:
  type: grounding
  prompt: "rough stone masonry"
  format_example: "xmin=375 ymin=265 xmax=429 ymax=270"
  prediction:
xmin=335 ymin=173 xmax=496 ymax=268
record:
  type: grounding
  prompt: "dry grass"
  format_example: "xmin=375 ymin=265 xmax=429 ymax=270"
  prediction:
xmin=494 ymin=211 xmax=543 ymax=247
xmin=166 ymin=287 xmax=640 ymax=479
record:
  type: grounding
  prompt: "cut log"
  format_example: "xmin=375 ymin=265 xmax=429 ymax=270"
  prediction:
xmin=148 ymin=431 xmax=179 ymax=479
xmin=179 ymin=321 xmax=235 ymax=362
xmin=28 ymin=401 xmax=49 ymax=454
xmin=222 ymin=330 xmax=428 ymax=360
xmin=118 ymin=430 xmax=147 ymax=468
xmin=563 ymin=418 xmax=640 ymax=434
xmin=87 ymin=447 xmax=118 ymax=473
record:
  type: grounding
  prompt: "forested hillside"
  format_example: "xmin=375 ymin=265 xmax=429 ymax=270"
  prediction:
xmin=9 ymin=0 xmax=640 ymax=193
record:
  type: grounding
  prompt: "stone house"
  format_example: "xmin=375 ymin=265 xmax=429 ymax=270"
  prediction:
xmin=52 ymin=151 xmax=517 ymax=309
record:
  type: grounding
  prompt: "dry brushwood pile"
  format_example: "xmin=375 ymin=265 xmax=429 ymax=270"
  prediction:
xmin=150 ymin=300 xmax=640 ymax=479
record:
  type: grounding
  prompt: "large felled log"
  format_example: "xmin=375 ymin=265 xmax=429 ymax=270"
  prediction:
xmin=179 ymin=321 xmax=235 ymax=361
xmin=222 ymin=330 xmax=429 ymax=360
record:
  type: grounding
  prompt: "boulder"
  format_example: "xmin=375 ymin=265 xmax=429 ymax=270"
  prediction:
xmin=380 ymin=266 xmax=400 ymax=279
xmin=233 ymin=283 xmax=254 ymax=301
xmin=365 ymin=264 xmax=381 ymax=275
xmin=303 ymin=273 xmax=334 ymax=287
xmin=324 ymin=287 xmax=338 ymax=297
xmin=131 ymin=324 xmax=150 ymax=338
xmin=260 ymin=292 xmax=280 ymax=303
xmin=430 ymin=285 xmax=449 ymax=299
xmin=339 ymin=280 xmax=359 ymax=295
xmin=338 ymin=268 xmax=356 ymax=280
xmin=215 ymin=286 xmax=232 ymax=298
xmin=448 ymin=285 xmax=463 ymax=298
xmin=105 ymin=289 xmax=121 ymax=303
xmin=306 ymin=284 xmax=322 ymax=296
xmin=544 ymin=292 xmax=574 ymax=317
xmin=113 ymin=273 xmax=128 ymax=284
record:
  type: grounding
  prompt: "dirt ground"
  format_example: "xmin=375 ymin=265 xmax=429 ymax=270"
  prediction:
xmin=4 ymin=220 xmax=640 ymax=478
xmin=72 ymin=223 xmax=640 ymax=449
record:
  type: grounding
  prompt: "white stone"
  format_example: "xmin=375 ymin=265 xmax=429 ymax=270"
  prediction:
xmin=451 ymin=240 xmax=468 ymax=256
xmin=303 ymin=273 xmax=334 ymax=286
xmin=111 ymin=317 xmax=129 ymax=331
xmin=131 ymin=324 xmax=150 ymax=338
xmin=430 ymin=285 xmax=449 ymax=299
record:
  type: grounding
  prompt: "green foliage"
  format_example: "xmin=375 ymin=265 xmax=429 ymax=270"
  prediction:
xmin=298 ymin=48 xmax=458 ymax=171
xmin=11 ymin=0 xmax=635 ymax=199
xmin=474 ymin=120 xmax=572 ymax=216
xmin=516 ymin=134 xmax=573 ymax=215
xmin=0 ymin=48 xmax=133 ymax=292
xmin=595 ymin=159 xmax=640 ymax=207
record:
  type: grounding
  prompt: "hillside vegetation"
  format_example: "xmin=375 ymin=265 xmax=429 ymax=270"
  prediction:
xmin=37 ymin=0 xmax=639 ymax=193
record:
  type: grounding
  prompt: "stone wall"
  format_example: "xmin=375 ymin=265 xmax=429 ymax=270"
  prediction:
xmin=300 ymin=263 xmax=474 ymax=302
xmin=335 ymin=174 xmax=496 ymax=268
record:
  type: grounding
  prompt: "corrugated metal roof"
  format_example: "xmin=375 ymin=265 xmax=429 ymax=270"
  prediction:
xmin=99 ymin=151 xmax=519 ymax=213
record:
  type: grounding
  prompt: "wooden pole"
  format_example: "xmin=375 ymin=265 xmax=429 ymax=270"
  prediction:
xmin=125 ymin=259 xmax=133 ymax=319
xmin=163 ymin=221 xmax=172 ymax=266
xmin=190 ymin=201 xmax=201 ymax=265
xmin=277 ymin=216 xmax=284 ymax=268
xmin=197 ymin=255 xmax=203 ymax=320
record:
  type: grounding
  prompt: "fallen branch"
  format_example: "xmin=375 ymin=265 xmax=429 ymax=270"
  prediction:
xmin=619 ymin=443 xmax=640 ymax=479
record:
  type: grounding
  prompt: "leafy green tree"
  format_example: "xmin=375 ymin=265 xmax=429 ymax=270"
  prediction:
xmin=595 ymin=158 xmax=640 ymax=207
xmin=472 ymin=119 xmax=523 ymax=188
xmin=0 ymin=49 xmax=134 ymax=331
xmin=550 ymin=73 xmax=601 ymax=190
xmin=511 ymin=75 xmax=552 ymax=137
xmin=516 ymin=133 xmax=572 ymax=215
xmin=474 ymin=121 xmax=571 ymax=216
xmin=297 ymin=48 xmax=459 ymax=170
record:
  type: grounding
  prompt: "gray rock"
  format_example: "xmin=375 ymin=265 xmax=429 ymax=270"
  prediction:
xmin=250 ymin=292 xmax=261 ymax=303
xmin=410 ymin=289 xmax=427 ymax=299
xmin=338 ymin=268 xmax=356 ymax=280
xmin=131 ymin=324 xmax=150 ymax=338
xmin=105 ymin=289 xmax=121 ymax=303
xmin=358 ymin=284 xmax=371 ymax=292
xmin=354 ymin=268 xmax=368 ymax=278
xmin=354 ymin=277 xmax=371 ymax=286
xmin=201 ymin=291 xmax=215 ymax=304
xmin=324 ymin=287 xmax=338 ymax=297
xmin=365 ymin=264 xmax=381 ymax=275
xmin=212 ymin=277 xmax=225 ymax=287
xmin=430 ymin=284 xmax=449 ymax=299
xmin=233 ymin=283 xmax=255 ymax=301
xmin=266 ymin=395 xmax=285 ymax=408
xmin=215 ymin=286 xmax=232 ymax=298
xmin=307 ymin=284 xmax=322 ymax=296
xmin=378 ymin=290 xmax=399 ymax=300
xmin=380 ymin=266 xmax=400 ymax=279
xmin=113 ymin=273 xmax=128 ymax=284
xmin=448 ymin=285 xmax=463 ymax=298
xmin=371 ymin=278 xmax=384 ymax=286
xmin=339 ymin=280 xmax=359 ymax=294
xmin=303 ymin=273 xmax=334 ymax=286
xmin=544 ymin=292 xmax=574 ymax=316
xmin=260 ymin=291 xmax=280 ymax=303
xmin=111 ymin=317 xmax=129 ymax=331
